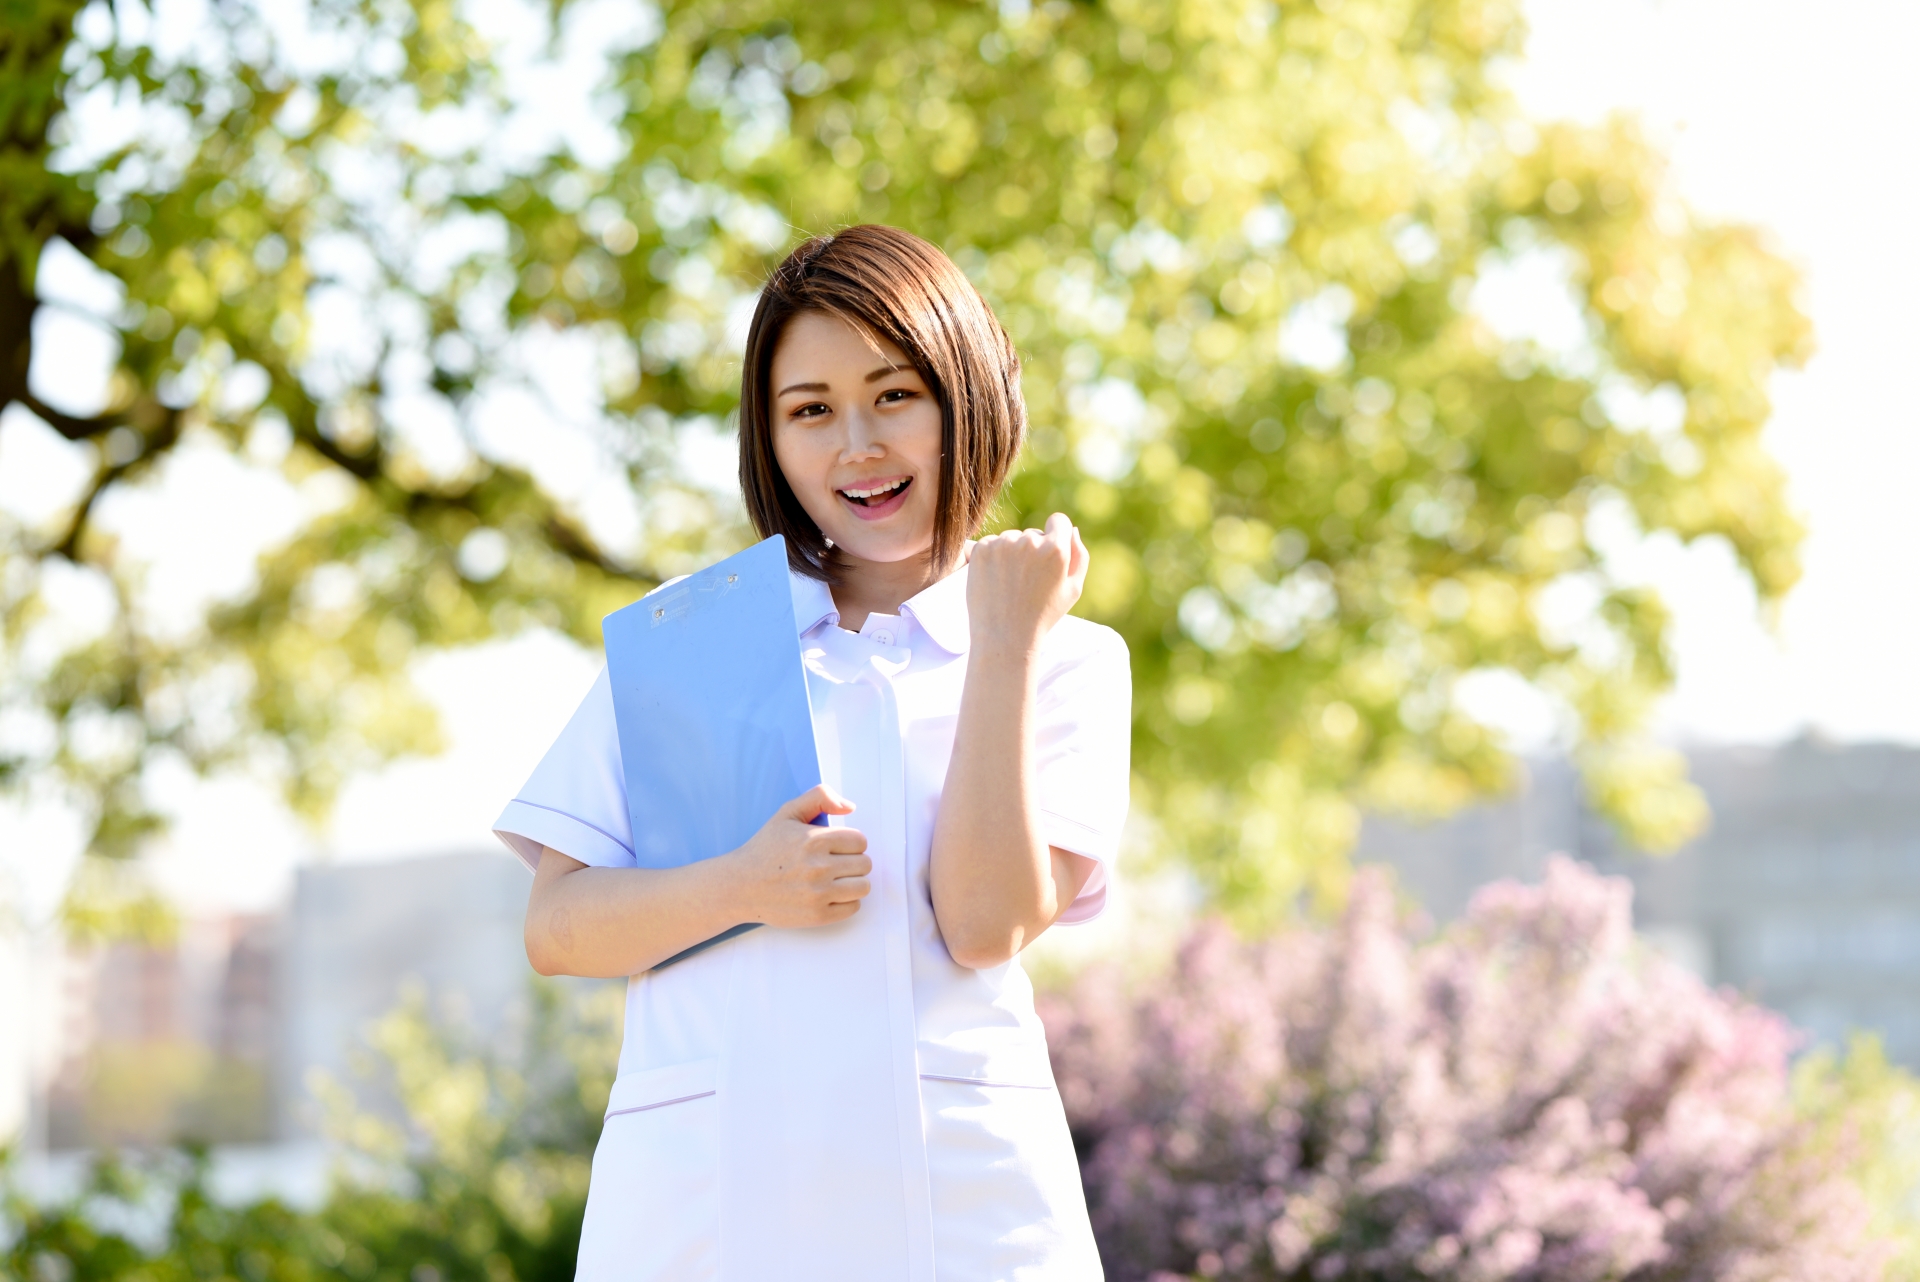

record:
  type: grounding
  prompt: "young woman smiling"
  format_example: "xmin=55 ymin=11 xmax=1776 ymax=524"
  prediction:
xmin=495 ymin=225 xmax=1132 ymax=1280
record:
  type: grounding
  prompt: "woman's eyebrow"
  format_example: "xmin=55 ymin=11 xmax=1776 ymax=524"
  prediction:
xmin=865 ymin=363 xmax=911 ymax=382
xmin=775 ymin=380 xmax=829 ymax=396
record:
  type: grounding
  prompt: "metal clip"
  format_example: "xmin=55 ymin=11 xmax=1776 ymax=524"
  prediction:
xmin=647 ymin=583 xmax=694 ymax=625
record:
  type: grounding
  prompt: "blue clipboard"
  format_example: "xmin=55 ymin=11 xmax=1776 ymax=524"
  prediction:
xmin=602 ymin=534 xmax=824 ymax=970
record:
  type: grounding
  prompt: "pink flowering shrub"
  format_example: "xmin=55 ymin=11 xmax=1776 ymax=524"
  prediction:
xmin=1042 ymin=858 xmax=1888 ymax=1282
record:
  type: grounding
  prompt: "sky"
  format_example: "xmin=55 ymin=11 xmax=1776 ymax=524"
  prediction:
xmin=2 ymin=0 xmax=1917 ymax=921
xmin=1506 ymin=0 xmax=1920 ymax=747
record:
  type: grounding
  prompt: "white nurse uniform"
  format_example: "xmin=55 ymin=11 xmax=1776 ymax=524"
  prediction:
xmin=493 ymin=561 xmax=1130 ymax=1281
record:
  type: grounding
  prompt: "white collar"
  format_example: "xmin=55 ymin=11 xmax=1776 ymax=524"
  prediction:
xmin=786 ymin=560 xmax=971 ymax=656
xmin=788 ymin=571 xmax=839 ymax=637
xmin=899 ymin=564 xmax=970 ymax=655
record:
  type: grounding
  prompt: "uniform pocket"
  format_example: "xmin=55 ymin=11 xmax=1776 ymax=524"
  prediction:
xmin=577 ymin=1059 xmax=722 ymax=1282
xmin=918 ymin=1072 xmax=1054 ymax=1090
xmin=604 ymin=1056 xmax=719 ymax=1117
xmin=918 ymin=1042 xmax=1057 ymax=1090
xmin=919 ymin=1075 xmax=1102 ymax=1280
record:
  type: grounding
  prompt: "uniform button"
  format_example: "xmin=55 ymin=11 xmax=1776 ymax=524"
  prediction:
xmin=873 ymin=631 xmax=893 ymax=645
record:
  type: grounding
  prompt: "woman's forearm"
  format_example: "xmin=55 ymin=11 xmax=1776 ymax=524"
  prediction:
xmin=930 ymin=514 xmax=1093 ymax=968
xmin=931 ymin=640 xmax=1085 ymax=968
xmin=524 ymin=786 xmax=873 ymax=977
xmin=525 ymin=847 xmax=751 ymax=977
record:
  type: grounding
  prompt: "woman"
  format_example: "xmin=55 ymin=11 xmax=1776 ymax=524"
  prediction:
xmin=493 ymin=225 xmax=1131 ymax=1280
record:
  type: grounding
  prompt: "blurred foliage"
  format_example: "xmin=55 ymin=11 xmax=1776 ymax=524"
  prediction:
xmin=2 ymin=978 xmax=620 ymax=1282
xmin=4 ymin=1153 xmax=333 ymax=1282
xmin=9 ymin=920 xmax=1920 ymax=1280
xmin=2 ymin=0 xmax=1810 ymax=923
xmin=1797 ymin=1035 xmax=1920 ymax=1282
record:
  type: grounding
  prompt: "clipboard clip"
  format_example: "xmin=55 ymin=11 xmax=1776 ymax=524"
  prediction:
xmin=648 ymin=572 xmax=743 ymax=626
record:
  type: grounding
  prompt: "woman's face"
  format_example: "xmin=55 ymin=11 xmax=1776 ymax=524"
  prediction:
xmin=769 ymin=310 xmax=944 ymax=567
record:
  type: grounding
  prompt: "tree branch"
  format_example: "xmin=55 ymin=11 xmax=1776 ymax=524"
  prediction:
xmin=47 ymin=402 xmax=182 ymax=561
xmin=543 ymin=509 xmax=655 ymax=583
xmin=21 ymin=390 xmax=122 ymax=441
xmin=387 ymin=471 xmax=659 ymax=583
xmin=267 ymin=370 xmax=658 ymax=583
xmin=287 ymin=410 xmax=384 ymax=481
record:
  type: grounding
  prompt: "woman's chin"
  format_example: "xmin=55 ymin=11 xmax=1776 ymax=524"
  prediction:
xmin=826 ymin=529 xmax=937 ymax=568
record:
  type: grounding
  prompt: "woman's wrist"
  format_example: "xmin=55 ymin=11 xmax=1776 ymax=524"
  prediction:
xmin=968 ymin=624 xmax=1045 ymax=665
xmin=707 ymin=847 xmax=768 ymax=925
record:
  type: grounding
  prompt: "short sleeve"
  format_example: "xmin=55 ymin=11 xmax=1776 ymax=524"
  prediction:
xmin=492 ymin=668 xmax=635 ymax=873
xmin=1033 ymin=620 xmax=1132 ymax=924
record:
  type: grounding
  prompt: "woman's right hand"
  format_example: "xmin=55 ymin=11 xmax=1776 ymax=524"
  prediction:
xmin=726 ymin=784 xmax=871 ymax=927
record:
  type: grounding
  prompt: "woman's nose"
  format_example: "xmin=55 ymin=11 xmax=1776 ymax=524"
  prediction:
xmin=842 ymin=411 xmax=886 ymax=459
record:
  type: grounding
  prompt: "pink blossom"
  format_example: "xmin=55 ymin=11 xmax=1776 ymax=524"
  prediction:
xmin=1042 ymin=858 xmax=1889 ymax=1281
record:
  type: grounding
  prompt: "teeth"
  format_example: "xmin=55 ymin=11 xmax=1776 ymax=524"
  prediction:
xmin=842 ymin=478 xmax=908 ymax=500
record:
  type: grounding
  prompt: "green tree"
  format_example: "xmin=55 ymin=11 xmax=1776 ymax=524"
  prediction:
xmin=2 ymin=0 xmax=1808 ymax=923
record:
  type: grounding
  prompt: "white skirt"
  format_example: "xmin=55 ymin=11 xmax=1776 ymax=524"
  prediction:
xmin=573 ymin=1074 xmax=1102 ymax=1281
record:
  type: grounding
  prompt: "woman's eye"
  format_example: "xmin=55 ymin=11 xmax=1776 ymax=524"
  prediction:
xmin=791 ymin=402 xmax=830 ymax=419
xmin=878 ymin=388 xmax=915 ymax=404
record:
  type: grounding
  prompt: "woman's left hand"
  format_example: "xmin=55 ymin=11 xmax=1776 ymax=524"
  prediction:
xmin=966 ymin=512 xmax=1089 ymax=653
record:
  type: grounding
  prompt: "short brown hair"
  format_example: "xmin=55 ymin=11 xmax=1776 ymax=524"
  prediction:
xmin=738 ymin=225 xmax=1025 ymax=581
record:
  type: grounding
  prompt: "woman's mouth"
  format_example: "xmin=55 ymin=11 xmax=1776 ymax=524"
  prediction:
xmin=838 ymin=476 xmax=912 ymax=520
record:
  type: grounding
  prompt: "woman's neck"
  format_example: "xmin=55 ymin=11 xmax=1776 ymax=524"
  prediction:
xmin=830 ymin=549 xmax=942 ymax=633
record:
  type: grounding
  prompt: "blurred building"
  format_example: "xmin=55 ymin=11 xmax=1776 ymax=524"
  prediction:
xmin=1358 ymin=737 xmax=1920 ymax=1066
xmin=276 ymin=850 xmax=537 ymax=1137
xmin=41 ymin=914 xmax=281 ymax=1148
xmin=11 ymin=739 xmax=1920 ymax=1150
xmin=12 ymin=851 xmax=537 ymax=1151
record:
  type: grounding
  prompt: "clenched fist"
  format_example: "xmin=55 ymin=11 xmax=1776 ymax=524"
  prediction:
xmin=965 ymin=512 xmax=1089 ymax=652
